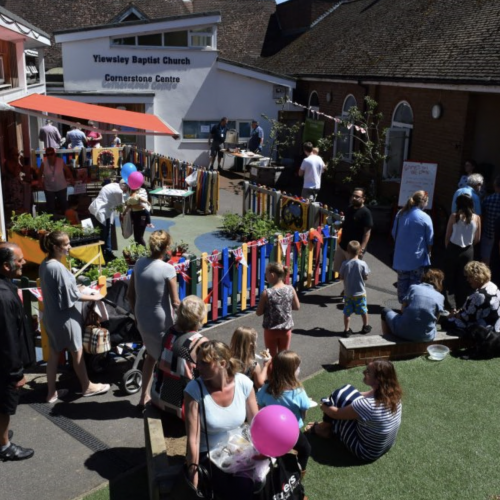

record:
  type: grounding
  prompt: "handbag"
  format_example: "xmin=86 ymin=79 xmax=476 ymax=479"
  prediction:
xmin=255 ymin=454 xmax=305 ymax=500
xmin=121 ymin=209 xmax=133 ymax=239
xmin=171 ymin=379 xmax=214 ymax=499
xmin=83 ymin=304 xmax=111 ymax=354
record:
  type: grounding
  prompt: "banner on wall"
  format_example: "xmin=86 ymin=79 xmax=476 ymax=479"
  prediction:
xmin=92 ymin=147 xmax=121 ymax=168
xmin=280 ymin=197 xmax=309 ymax=232
xmin=398 ymin=161 xmax=438 ymax=209
xmin=302 ymin=118 xmax=325 ymax=145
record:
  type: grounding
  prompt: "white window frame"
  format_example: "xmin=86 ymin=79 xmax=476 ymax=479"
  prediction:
xmin=111 ymin=26 xmax=215 ymax=49
xmin=182 ymin=119 xmax=251 ymax=142
xmin=308 ymin=91 xmax=319 ymax=118
xmin=333 ymin=94 xmax=357 ymax=162
xmin=383 ymin=101 xmax=413 ymax=179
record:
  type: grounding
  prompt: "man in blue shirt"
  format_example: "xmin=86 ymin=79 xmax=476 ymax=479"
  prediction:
xmin=247 ymin=120 xmax=264 ymax=153
xmin=392 ymin=191 xmax=434 ymax=303
xmin=66 ymin=124 xmax=87 ymax=149
xmin=451 ymin=173 xmax=483 ymax=215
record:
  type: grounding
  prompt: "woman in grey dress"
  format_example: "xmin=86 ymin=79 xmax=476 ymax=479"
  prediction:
xmin=39 ymin=232 xmax=110 ymax=403
xmin=128 ymin=230 xmax=180 ymax=408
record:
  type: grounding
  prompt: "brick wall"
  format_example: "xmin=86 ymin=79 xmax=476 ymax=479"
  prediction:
xmin=296 ymin=80 xmax=472 ymax=209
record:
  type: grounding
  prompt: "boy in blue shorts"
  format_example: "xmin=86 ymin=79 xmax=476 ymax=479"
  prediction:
xmin=339 ymin=240 xmax=372 ymax=337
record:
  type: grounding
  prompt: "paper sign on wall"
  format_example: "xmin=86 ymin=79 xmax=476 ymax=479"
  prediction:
xmin=398 ymin=161 xmax=438 ymax=209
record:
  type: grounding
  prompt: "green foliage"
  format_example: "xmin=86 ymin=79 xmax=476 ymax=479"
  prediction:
xmin=123 ymin=243 xmax=150 ymax=260
xmin=69 ymin=256 xmax=129 ymax=282
xmin=221 ymin=211 xmax=279 ymax=241
xmin=261 ymin=96 xmax=304 ymax=162
xmin=171 ymin=240 xmax=190 ymax=254
xmin=10 ymin=212 xmax=91 ymax=239
xmin=318 ymin=96 xmax=387 ymax=186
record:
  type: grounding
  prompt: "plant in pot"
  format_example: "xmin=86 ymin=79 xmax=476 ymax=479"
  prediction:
xmin=318 ymin=95 xmax=388 ymax=190
xmin=172 ymin=240 xmax=190 ymax=256
xmin=123 ymin=243 xmax=150 ymax=265
xmin=33 ymin=212 xmax=54 ymax=239
xmin=10 ymin=212 xmax=37 ymax=237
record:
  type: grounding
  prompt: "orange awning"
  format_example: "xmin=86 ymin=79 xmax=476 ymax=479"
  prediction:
xmin=7 ymin=93 xmax=178 ymax=136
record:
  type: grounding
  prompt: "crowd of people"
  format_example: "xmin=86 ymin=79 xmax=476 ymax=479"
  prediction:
xmin=2 ymin=155 xmax=500 ymax=500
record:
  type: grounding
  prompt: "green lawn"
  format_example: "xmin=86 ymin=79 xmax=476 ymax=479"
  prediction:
xmin=302 ymin=356 xmax=500 ymax=500
xmin=83 ymin=356 xmax=500 ymax=500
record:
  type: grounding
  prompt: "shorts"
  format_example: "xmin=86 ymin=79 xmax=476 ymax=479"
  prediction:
xmin=0 ymin=380 xmax=20 ymax=415
xmin=343 ymin=295 xmax=367 ymax=317
xmin=210 ymin=143 xmax=224 ymax=160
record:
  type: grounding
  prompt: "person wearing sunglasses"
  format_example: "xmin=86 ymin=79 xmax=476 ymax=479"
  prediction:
xmin=38 ymin=148 xmax=74 ymax=214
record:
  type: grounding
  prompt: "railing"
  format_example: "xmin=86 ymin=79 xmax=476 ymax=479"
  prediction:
xmin=175 ymin=224 xmax=337 ymax=324
xmin=242 ymin=181 xmax=341 ymax=231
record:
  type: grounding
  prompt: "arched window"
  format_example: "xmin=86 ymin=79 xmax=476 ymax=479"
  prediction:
xmin=384 ymin=101 xmax=413 ymax=178
xmin=308 ymin=91 xmax=319 ymax=117
xmin=334 ymin=94 xmax=357 ymax=161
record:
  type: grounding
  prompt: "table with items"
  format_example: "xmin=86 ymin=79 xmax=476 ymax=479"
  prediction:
xmin=149 ymin=188 xmax=195 ymax=215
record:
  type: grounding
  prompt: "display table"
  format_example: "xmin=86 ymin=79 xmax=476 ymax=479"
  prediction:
xmin=149 ymin=188 xmax=194 ymax=215
xmin=9 ymin=232 xmax=105 ymax=265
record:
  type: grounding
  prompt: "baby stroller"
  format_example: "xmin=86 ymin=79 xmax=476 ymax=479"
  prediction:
xmin=83 ymin=279 xmax=146 ymax=395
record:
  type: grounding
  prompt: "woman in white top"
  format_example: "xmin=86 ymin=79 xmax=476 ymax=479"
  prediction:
xmin=184 ymin=340 xmax=258 ymax=500
xmin=444 ymin=194 xmax=481 ymax=309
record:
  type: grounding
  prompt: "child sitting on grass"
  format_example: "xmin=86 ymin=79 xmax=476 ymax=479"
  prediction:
xmin=339 ymin=240 xmax=371 ymax=337
xmin=257 ymin=350 xmax=311 ymax=475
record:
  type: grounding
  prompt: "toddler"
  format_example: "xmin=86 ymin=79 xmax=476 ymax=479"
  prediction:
xmin=339 ymin=240 xmax=371 ymax=337
xmin=256 ymin=262 xmax=300 ymax=357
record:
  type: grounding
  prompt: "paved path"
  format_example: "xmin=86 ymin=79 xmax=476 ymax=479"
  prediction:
xmin=1 ymin=173 xmax=400 ymax=500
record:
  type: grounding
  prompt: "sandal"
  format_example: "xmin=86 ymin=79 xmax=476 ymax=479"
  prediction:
xmin=46 ymin=388 xmax=69 ymax=404
xmin=304 ymin=422 xmax=318 ymax=435
xmin=82 ymin=383 xmax=110 ymax=398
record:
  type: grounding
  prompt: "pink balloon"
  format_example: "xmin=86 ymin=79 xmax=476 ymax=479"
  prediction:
xmin=250 ymin=405 xmax=299 ymax=457
xmin=127 ymin=171 xmax=144 ymax=190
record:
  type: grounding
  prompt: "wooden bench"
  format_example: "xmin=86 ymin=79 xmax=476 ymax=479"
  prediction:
xmin=338 ymin=331 xmax=472 ymax=368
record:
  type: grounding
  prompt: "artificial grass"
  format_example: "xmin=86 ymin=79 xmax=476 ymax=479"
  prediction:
xmin=302 ymin=356 xmax=500 ymax=500
xmin=82 ymin=357 xmax=500 ymax=500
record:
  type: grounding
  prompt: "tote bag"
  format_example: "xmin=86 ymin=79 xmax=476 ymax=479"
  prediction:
xmin=121 ymin=210 xmax=133 ymax=239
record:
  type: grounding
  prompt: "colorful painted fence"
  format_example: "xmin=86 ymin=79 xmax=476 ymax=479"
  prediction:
xmin=173 ymin=225 xmax=338 ymax=324
xmin=242 ymin=181 xmax=342 ymax=232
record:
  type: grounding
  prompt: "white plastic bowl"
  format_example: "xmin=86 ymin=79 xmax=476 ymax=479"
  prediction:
xmin=427 ymin=344 xmax=450 ymax=361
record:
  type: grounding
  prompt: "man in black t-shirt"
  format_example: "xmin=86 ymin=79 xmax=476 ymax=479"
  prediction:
xmin=208 ymin=117 xmax=228 ymax=171
xmin=334 ymin=187 xmax=373 ymax=275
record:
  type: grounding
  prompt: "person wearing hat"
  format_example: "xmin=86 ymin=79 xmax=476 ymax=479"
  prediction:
xmin=38 ymin=148 xmax=74 ymax=214
xmin=38 ymin=119 xmax=62 ymax=150
xmin=247 ymin=120 xmax=264 ymax=153
xmin=89 ymin=180 xmax=129 ymax=261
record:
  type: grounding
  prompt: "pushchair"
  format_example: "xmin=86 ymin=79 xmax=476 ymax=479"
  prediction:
xmin=83 ymin=279 xmax=146 ymax=395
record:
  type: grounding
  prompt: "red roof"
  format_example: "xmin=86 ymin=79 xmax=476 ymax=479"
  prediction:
xmin=8 ymin=93 xmax=178 ymax=136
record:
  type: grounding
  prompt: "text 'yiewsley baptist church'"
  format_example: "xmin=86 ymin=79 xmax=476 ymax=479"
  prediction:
xmin=93 ymin=55 xmax=191 ymax=66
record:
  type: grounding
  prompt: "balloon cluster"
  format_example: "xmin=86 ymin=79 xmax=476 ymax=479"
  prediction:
xmin=121 ymin=163 xmax=144 ymax=190
xmin=250 ymin=406 xmax=299 ymax=458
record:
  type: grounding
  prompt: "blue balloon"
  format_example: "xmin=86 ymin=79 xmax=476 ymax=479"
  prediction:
xmin=121 ymin=162 xmax=137 ymax=182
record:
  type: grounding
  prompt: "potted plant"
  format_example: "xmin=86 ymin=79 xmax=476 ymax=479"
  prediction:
xmin=123 ymin=243 xmax=150 ymax=265
xmin=10 ymin=212 xmax=37 ymax=237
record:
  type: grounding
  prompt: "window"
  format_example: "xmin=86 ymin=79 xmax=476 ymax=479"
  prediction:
xmin=182 ymin=120 xmax=250 ymax=140
xmin=111 ymin=27 xmax=215 ymax=49
xmin=334 ymin=94 xmax=357 ymax=162
xmin=189 ymin=27 xmax=213 ymax=48
xmin=164 ymin=31 xmax=188 ymax=47
xmin=138 ymin=33 xmax=162 ymax=46
xmin=384 ymin=101 xmax=413 ymax=178
xmin=308 ymin=91 xmax=319 ymax=118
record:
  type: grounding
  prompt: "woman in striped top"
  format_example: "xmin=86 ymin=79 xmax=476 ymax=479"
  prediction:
xmin=305 ymin=359 xmax=402 ymax=461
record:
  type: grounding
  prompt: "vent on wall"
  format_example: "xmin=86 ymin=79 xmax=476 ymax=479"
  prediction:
xmin=273 ymin=85 xmax=287 ymax=99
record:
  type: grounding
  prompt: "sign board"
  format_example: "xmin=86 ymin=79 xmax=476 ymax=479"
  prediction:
xmin=73 ymin=181 xmax=87 ymax=194
xmin=302 ymin=118 xmax=324 ymax=145
xmin=398 ymin=161 xmax=438 ymax=209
